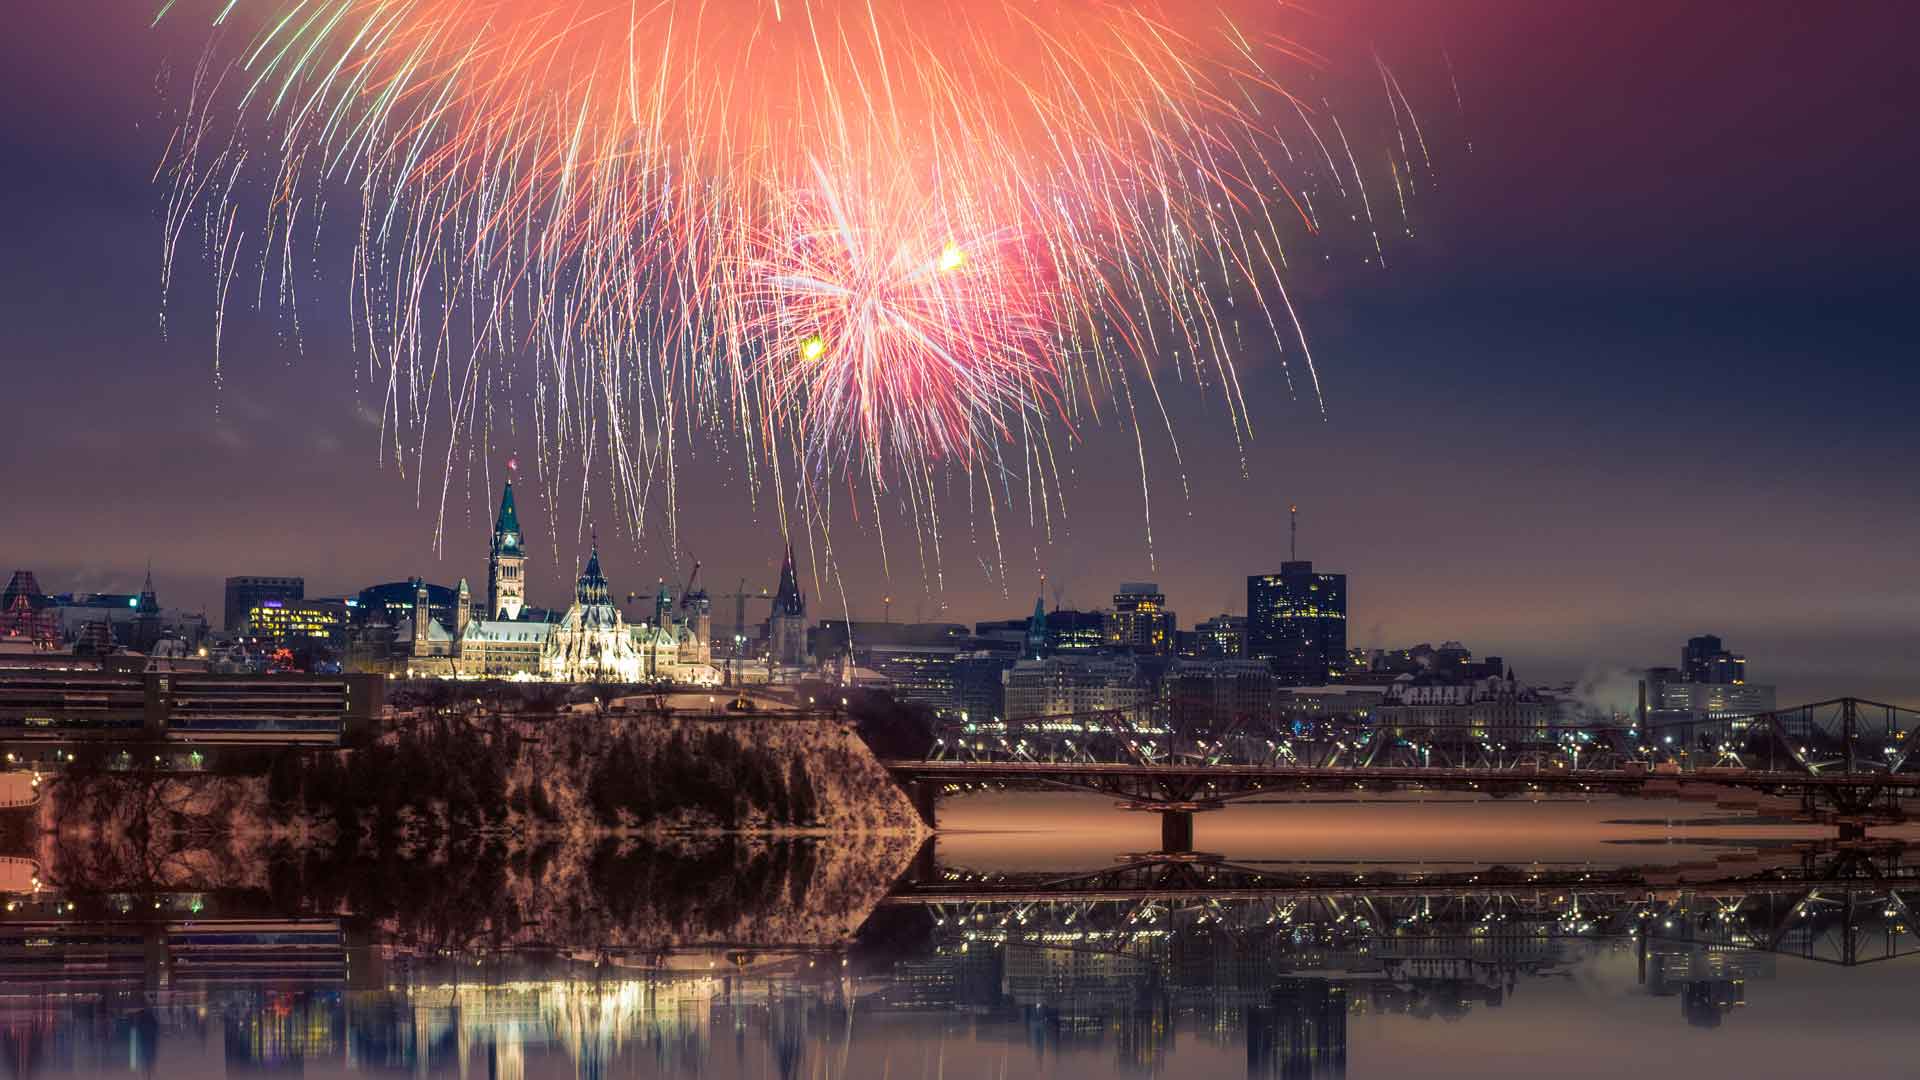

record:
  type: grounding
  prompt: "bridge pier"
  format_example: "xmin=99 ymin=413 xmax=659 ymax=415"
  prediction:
xmin=906 ymin=780 xmax=939 ymax=829
xmin=1161 ymin=810 xmax=1195 ymax=854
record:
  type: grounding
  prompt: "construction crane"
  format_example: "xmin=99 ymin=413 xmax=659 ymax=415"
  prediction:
xmin=679 ymin=551 xmax=707 ymax=612
xmin=713 ymin=578 xmax=771 ymax=648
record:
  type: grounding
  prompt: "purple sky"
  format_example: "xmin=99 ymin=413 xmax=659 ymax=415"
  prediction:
xmin=2 ymin=1 xmax=1916 ymax=704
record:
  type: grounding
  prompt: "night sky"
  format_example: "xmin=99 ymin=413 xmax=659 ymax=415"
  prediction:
xmin=2 ymin=2 xmax=1915 ymax=705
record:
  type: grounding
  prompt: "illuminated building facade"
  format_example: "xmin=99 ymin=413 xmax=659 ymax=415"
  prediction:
xmin=1374 ymin=670 xmax=1552 ymax=743
xmin=1247 ymin=561 xmax=1347 ymax=685
xmin=355 ymin=480 xmax=716 ymax=683
xmin=224 ymin=576 xmax=304 ymax=632
xmin=539 ymin=543 xmax=645 ymax=683
xmin=1105 ymin=582 xmax=1176 ymax=654
xmin=1644 ymin=635 xmax=1775 ymax=723
xmin=1003 ymin=654 xmax=1148 ymax=722
xmin=245 ymin=599 xmax=349 ymax=650
xmin=866 ymin=644 xmax=962 ymax=713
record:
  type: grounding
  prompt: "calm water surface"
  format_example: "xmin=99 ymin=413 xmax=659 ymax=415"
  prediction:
xmin=8 ymin=795 xmax=1918 ymax=1079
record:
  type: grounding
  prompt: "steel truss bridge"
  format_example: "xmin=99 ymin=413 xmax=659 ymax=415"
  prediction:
xmin=884 ymin=843 xmax=1920 ymax=969
xmin=895 ymin=697 xmax=1920 ymax=843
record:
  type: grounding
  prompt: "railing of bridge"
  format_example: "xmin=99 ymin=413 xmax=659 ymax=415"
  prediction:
xmin=926 ymin=697 xmax=1920 ymax=780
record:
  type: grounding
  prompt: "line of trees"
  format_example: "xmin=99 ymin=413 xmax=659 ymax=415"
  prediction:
xmin=586 ymin=730 xmax=819 ymax=829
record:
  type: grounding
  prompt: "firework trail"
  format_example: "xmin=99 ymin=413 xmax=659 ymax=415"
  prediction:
xmin=156 ymin=0 xmax=1428 ymax=588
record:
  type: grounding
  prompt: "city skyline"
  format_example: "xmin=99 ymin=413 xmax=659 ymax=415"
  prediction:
xmin=3 ymin=0 xmax=1916 ymax=707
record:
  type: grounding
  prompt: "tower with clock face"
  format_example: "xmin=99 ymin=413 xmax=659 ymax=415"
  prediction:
xmin=488 ymin=477 xmax=527 ymax=620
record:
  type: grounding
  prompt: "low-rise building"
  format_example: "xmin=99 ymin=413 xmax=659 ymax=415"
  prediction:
xmin=1374 ymin=670 xmax=1552 ymax=744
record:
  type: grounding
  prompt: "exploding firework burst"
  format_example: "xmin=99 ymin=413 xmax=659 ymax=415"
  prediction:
xmin=156 ymin=0 xmax=1434 ymax=585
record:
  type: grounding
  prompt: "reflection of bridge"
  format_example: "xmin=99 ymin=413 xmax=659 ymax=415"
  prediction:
xmin=892 ymin=697 xmax=1920 ymax=845
xmin=886 ymin=844 xmax=1920 ymax=969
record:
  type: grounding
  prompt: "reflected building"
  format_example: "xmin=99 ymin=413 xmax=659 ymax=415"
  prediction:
xmin=1644 ymin=943 xmax=1776 ymax=1029
xmin=1248 ymin=980 xmax=1347 ymax=1080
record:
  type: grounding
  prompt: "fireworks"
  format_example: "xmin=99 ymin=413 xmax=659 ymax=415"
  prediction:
xmin=157 ymin=0 xmax=1429 ymax=578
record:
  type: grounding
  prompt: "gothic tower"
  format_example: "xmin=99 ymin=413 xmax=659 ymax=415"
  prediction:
xmin=455 ymin=577 xmax=472 ymax=635
xmin=134 ymin=565 xmax=163 ymax=653
xmin=768 ymin=543 xmax=808 ymax=668
xmin=488 ymin=478 xmax=526 ymax=620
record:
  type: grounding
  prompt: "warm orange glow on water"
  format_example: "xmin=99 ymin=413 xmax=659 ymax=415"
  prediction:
xmin=935 ymin=792 xmax=1874 ymax=870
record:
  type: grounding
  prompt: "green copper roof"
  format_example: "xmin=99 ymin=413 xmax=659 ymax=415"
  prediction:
xmin=493 ymin=479 xmax=523 ymax=556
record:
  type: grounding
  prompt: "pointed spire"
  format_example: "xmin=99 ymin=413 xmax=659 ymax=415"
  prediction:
xmin=1026 ymin=577 xmax=1049 ymax=660
xmin=773 ymin=541 xmax=805 ymax=617
xmin=137 ymin=562 xmax=159 ymax=615
xmin=576 ymin=532 xmax=610 ymax=605
xmin=492 ymin=476 xmax=523 ymax=556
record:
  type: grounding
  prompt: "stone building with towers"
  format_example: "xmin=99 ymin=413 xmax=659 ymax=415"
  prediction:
xmin=353 ymin=475 xmax=717 ymax=683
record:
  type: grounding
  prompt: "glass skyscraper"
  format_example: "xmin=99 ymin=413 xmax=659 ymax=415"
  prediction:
xmin=1247 ymin=561 xmax=1348 ymax=685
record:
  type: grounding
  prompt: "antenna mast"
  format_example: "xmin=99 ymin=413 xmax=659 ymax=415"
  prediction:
xmin=1289 ymin=504 xmax=1298 ymax=561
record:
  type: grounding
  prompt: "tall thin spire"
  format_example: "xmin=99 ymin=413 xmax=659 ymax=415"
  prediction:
xmin=773 ymin=542 xmax=805 ymax=616
xmin=137 ymin=561 xmax=159 ymax=615
xmin=1289 ymin=504 xmax=1298 ymax=562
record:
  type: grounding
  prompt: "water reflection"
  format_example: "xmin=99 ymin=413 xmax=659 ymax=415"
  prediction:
xmin=0 ymin=840 xmax=1917 ymax=1077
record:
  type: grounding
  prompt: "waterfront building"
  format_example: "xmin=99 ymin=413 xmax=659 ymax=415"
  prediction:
xmin=1644 ymin=636 xmax=1774 ymax=723
xmin=1003 ymin=654 xmax=1149 ymax=722
xmin=224 ymin=576 xmax=304 ymax=632
xmin=1278 ymin=684 xmax=1387 ymax=725
xmin=1651 ymin=679 xmax=1776 ymax=722
xmin=1247 ymin=562 xmax=1347 ymax=685
xmin=1373 ymin=669 xmax=1552 ymax=744
xmin=1159 ymin=658 xmax=1274 ymax=732
xmin=1105 ymin=582 xmax=1176 ymax=654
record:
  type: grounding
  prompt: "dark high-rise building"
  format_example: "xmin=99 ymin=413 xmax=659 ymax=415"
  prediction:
xmin=1248 ymin=561 xmax=1347 ymax=685
xmin=955 ymin=647 xmax=1018 ymax=720
xmin=224 ymin=576 xmax=304 ymax=632
xmin=1681 ymin=634 xmax=1746 ymax=685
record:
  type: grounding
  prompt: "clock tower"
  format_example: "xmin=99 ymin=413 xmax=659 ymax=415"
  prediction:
xmin=488 ymin=477 xmax=527 ymax=620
